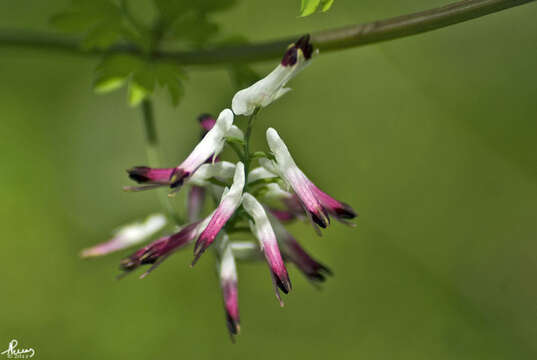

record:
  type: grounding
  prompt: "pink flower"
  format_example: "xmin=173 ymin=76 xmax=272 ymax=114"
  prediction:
xmin=120 ymin=218 xmax=209 ymax=278
xmin=125 ymin=109 xmax=235 ymax=191
xmin=187 ymin=186 xmax=206 ymax=222
xmin=262 ymin=128 xmax=356 ymax=229
xmin=218 ymin=241 xmax=240 ymax=338
xmin=169 ymin=109 xmax=234 ymax=188
xmin=192 ymin=162 xmax=245 ymax=265
xmin=270 ymin=215 xmax=332 ymax=283
xmin=242 ymin=193 xmax=291 ymax=306
xmin=81 ymin=214 xmax=167 ymax=257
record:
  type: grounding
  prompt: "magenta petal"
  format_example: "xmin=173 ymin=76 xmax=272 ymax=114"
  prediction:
xmin=284 ymin=235 xmax=332 ymax=283
xmin=263 ymin=240 xmax=291 ymax=298
xmin=311 ymin=185 xmax=357 ymax=220
xmin=127 ymin=166 xmax=175 ymax=185
xmin=198 ymin=114 xmax=216 ymax=132
xmin=221 ymin=279 xmax=240 ymax=336
xmin=120 ymin=221 xmax=200 ymax=274
xmin=192 ymin=206 xmax=235 ymax=265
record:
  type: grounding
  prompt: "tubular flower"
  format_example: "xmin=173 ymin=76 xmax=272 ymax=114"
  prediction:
xmin=192 ymin=162 xmax=245 ymax=265
xmin=242 ymin=192 xmax=291 ymax=305
xmin=231 ymin=35 xmax=315 ymax=116
xmin=270 ymin=215 xmax=332 ymax=283
xmin=263 ymin=128 xmax=356 ymax=229
xmin=187 ymin=186 xmax=206 ymax=222
xmin=119 ymin=217 xmax=210 ymax=278
xmin=81 ymin=214 xmax=167 ymax=257
xmin=218 ymin=240 xmax=240 ymax=338
xmin=170 ymin=108 xmax=234 ymax=187
xmin=126 ymin=109 xmax=234 ymax=190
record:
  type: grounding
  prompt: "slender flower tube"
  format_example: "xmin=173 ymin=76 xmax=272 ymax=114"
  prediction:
xmin=219 ymin=240 xmax=240 ymax=337
xmin=119 ymin=216 xmax=210 ymax=278
xmin=126 ymin=109 xmax=234 ymax=190
xmin=242 ymin=192 xmax=291 ymax=305
xmin=187 ymin=186 xmax=206 ymax=222
xmin=263 ymin=128 xmax=357 ymax=229
xmin=81 ymin=214 xmax=167 ymax=257
xmin=192 ymin=162 xmax=245 ymax=265
xmin=231 ymin=35 xmax=315 ymax=116
xmin=170 ymin=109 xmax=234 ymax=187
xmin=269 ymin=214 xmax=332 ymax=283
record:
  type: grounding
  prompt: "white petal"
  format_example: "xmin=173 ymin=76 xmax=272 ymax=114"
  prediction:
xmin=241 ymin=193 xmax=275 ymax=250
xmin=247 ymin=167 xmax=278 ymax=183
xmin=187 ymin=161 xmax=236 ymax=186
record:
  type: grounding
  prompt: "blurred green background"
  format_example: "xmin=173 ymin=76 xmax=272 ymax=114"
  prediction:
xmin=1 ymin=0 xmax=536 ymax=359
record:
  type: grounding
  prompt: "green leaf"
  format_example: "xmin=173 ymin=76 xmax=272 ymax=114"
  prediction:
xmin=128 ymin=81 xmax=149 ymax=107
xmin=50 ymin=0 xmax=133 ymax=50
xmin=299 ymin=0 xmax=334 ymax=17
xmin=93 ymin=54 xmax=145 ymax=94
xmin=155 ymin=63 xmax=186 ymax=106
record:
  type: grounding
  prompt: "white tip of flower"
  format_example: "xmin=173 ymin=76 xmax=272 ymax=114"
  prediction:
xmin=214 ymin=108 xmax=234 ymax=131
xmin=265 ymin=128 xmax=296 ymax=170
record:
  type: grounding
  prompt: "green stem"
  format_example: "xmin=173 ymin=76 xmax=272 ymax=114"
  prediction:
xmin=140 ymin=99 xmax=182 ymax=223
xmin=242 ymin=109 xmax=259 ymax=188
xmin=0 ymin=0 xmax=534 ymax=65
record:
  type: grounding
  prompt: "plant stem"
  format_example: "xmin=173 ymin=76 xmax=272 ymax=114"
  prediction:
xmin=0 ymin=0 xmax=534 ymax=65
xmin=242 ymin=109 xmax=259 ymax=187
xmin=140 ymin=99 xmax=182 ymax=223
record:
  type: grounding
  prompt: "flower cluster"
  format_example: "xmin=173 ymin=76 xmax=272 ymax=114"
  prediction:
xmin=83 ymin=35 xmax=356 ymax=340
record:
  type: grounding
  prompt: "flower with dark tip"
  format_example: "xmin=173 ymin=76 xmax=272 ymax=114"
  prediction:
xmin=125 ymin=109 xmax=234 ymax=191
xmin=120 ymin=217 xmax=210 ymax=278
xmin=270 ymin=214 xmax=332 ymax=283
xmin=192 ymin=162 xmax=245 ymax=265
xmin=81 ymin=214 xmax=167 ymax=257
xmin=218 ymin=240 xmax=240 ymax=338
xmin=262 ymin=128 xmax=357 ymax=229
xmin=169 ymin=109 xmax=234 ymax=188
xmin=232 ymin=34 xmax=316 ymax=116
xmin=242 ymin=192 xmax=291 ymax=306
xmin=124 ymin=167 xmax=176 ymax=191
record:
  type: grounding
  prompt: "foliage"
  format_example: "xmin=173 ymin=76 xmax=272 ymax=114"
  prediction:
xmin=299 ymin=0 xmax=335 ymax=17
xmin=50 ymin=0 xmax=257 ymax=107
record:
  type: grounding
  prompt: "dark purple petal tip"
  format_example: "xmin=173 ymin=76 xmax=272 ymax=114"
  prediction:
xmin=169 ymin=168 xmax=190 ymax=188
xmin=281 ymin=34 xmax=313 ymax=66
xmin=334 ymin=203 xmax=357 ymax=219
xmin=310 ymin=211 xmax=329 ymax=228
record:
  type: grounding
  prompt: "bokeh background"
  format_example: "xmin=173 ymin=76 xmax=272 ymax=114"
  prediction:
xmin=1 ymin=0 xmax=537 ymax=359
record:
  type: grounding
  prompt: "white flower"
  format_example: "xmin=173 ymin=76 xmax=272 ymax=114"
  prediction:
xmin=264 ymin=128 xmax=356 ymax=229
xmin=231 ymin=35 xmax=315 ymax=116
xmin=170 ymin=108 xmax=234 ymax=187
xmin=81 ymin=214 xmax=167 ymax=257
xmin=192 ymin=162 xmax=245 ymax=264
xmin=241 ymin=192 xmax=291 ymax=304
